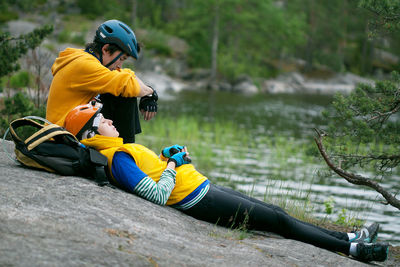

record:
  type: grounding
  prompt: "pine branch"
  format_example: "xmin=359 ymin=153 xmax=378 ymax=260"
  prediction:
xmin=314 ymin=128 xmax=400 ymax=210
xmin=331 ymin=153 xmax=400 ymax=162
xmin=368 ymin=100 xmax=400 ymax=122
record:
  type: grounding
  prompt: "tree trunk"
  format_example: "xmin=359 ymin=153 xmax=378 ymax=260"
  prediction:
xmin=130 ymin=0 xmax=137 ymax=27
xmin=305 ymin=0 xmax=316 ymax=72
xmin=210 ymin=1 xmax=220 ymax=86
xmin=338 ymin=0 xmax=348 ymax=71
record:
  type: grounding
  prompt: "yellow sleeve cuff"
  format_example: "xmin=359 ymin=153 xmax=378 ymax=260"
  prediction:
xmin=159 ymin=153 xmax=168 ymax=161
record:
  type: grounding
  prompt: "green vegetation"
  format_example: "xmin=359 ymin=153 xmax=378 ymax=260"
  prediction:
xmin=136 ymin=113 xmax=249 ymax=171
xmin=9 ymin=71 xmax=33 ymax=88
xmin=318 ymin=72 xmax=400 ymax=209
xmin=138 ymin=28 xmax=172 ymax=56
xmin=324 ymin=197 xmax=335 ymax=215
xmin=0 ymin=92 xmax=45 ymax=136
xmin=1 ymin=1 xmax=399 ymax=81
xmin=0 ymin=3 xmax=52 ymax=136
xmin=323 ymin=197 xmax=364 ymax=227
xmin=0 ymin=0 xmax=18 ymax=23
xmin=57 ymin=15 xmax=92 ymax=46
xmin=137 ymin=112 xmax=319 ymax=176
xmin=209 ymin=217 xmax=254 ymax=241
xmin=312 ymin=0 xmax=400 ymax=210
xmin=0 ymin=25 xmax=53 ymax=78
xmin=57 ymin=29 xmax=86 ymax=46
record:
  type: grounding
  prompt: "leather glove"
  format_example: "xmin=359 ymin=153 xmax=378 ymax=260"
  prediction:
xmin=162 ymin=145 xmax=185 ymax=158
xmin=139 ymin=87 xmax=158 ymax=112
xmin=168 ymin=151 xmax=191 ymax=167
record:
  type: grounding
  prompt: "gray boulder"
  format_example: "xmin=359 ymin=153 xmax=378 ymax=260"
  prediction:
xmin=332 ymin=72 xmax=375 ymax=86
xmin=217 ymin=81 xmax=232 ymax=92
xmin=261 ymin=80 xmax=297 ymax=94
xmin=261 ymin=71 xmax=377 ymax=95
xmin=232 ymin=81 xmax=259 ymax=95
xmin=0 ymin=140 xmax=387 ymax=266
xmin=232 ymin=75 xmax=259 ymax=95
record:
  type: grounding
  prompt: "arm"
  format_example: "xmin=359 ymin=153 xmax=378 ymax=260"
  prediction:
xmin=72 ymin=57 xmax=152 ymax=98
xmin=112 ymin=152 xmax=175 ymax=205
xmin=135 ymin=76 xmax=154 ymax=97
xmin=134 ymin=163 xmax=176 ymax=205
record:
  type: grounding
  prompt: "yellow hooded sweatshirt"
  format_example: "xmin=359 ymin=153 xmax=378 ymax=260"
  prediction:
xmin=46 ymin=48 xmax=141 ymax=126
xmin=81 ymin=135 xmax=208 ymax=205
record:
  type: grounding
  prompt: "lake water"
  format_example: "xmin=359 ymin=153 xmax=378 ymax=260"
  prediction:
xmin=159 ymin=90 xmax=399 ymax=246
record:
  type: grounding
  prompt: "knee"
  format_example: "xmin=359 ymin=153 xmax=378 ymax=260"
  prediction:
xmin=275 ymin=210 xmax=292 ymax=228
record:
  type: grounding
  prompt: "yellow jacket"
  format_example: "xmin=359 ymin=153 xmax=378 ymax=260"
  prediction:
xmin=46 ymin=48 xmax=141 ymax=126
xmin=81 ymin=135 xmax=208 ymax=205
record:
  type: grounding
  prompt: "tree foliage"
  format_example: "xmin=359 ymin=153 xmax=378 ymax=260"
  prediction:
xmin=316 ymin=0 xmax=400 ymax=209
xmin=6 ymin=0 xmax=384 ymax=80
xmin=359 ymin=0 xmax=400 ymax=34
xmin=320 ymin=71 xmax=400 ymax=172
xmin=0 ymin=10 xmax=52 ymax=136
xmin=77 ymin=0 xmax=397 ymax=79
xmin=159 ymin=0 xmax=306 ymax=79
xmin=0 ymin=25 xmax=53 ymax=78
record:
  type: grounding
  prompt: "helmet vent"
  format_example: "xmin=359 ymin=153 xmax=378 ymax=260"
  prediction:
xmin=104 ymin=25 xmax=113 ymax=33
xmin=119 ymin=23 xmax=131 ymax=34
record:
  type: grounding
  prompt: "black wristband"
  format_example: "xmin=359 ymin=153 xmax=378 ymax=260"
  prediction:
xmin=150 ymin=89 xmax=158 ymax=101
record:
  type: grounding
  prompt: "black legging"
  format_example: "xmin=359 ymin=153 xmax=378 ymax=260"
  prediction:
xmin=100 ymin=94 xmax=141 ymax=143
xmin=183 ymin=184 xmax=351 ymax=255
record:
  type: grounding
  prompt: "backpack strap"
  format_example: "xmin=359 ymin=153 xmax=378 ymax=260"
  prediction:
xmin=9 ymin=118 xmax=44 ymax=143
xmin=88 ymin=147 xmax=109 ymax=186
xmin=10 ymin=118 xmax=79 ymax=151
xmin=25 ymin=124 xmax=78 ymax=151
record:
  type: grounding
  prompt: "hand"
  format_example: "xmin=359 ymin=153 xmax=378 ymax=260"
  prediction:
xmin=168 ymin=151 xmax=191 ymax=167
xmin=139 ymin=88 xmax=158 ymax=121
xmin=162 ymin=144 xmax=185 ymax=158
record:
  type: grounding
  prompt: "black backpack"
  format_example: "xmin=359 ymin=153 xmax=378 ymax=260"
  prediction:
xmin=7 ymin=117 xmax=109 ymax=186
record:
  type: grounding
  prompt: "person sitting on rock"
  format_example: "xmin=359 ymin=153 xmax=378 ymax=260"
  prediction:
xmin=63 ymin=102 xmax=389 ymax=263
xmin=46 ymin=19 xmax=157 ymax=144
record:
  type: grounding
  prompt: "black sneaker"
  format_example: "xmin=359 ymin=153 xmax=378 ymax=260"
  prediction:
xmin=355 ymin=242 xmax=389 ymax=262
xmin=350 ymin=222 xmax=379 ymax=243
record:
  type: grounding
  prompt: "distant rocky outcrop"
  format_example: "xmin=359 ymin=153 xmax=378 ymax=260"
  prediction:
xmin=260 ymin=72 xmax=376 ymax=95
xmin=2 ymin=140 xmax=396 ymax=266
xmin=137 ymin=59 xmax=377 ymax=96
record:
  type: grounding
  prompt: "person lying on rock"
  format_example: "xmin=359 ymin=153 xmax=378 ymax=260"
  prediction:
xmin=64 ymin=101 xmax=389 ymax=263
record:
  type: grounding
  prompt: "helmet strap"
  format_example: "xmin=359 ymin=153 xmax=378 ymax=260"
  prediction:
xmin=105 ymin=51 xmax=124 ymax=68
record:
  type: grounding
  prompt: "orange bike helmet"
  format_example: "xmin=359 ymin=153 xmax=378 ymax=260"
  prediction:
xmin=64 ymin=101 xmax=102 ymax=140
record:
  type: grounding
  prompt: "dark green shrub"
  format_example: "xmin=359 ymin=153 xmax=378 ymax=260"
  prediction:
xmin=10 ymin=71 xmax=32 ymax=88
xmin=57 ymin=29 xmax=71 ymax=43
xmin=0 ymin=92 xmax=45 ymax=138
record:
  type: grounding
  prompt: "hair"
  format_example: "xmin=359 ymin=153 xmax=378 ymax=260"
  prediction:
xmin=85 ymin=35 xmax=142 ymax=57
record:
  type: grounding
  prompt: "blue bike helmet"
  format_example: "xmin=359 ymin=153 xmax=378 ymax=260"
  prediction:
xmin=96 ymin=20 xmax=139 ymax=59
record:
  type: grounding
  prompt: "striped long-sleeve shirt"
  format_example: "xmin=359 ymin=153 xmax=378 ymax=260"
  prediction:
xmin=134 ymin=169 xmax=176 ymax=205
xmin=111 ymin=152 xmax=176 ymax=205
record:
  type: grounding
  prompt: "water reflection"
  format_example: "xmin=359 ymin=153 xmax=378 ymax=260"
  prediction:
xmin=161 ymin=90 xmax=399 ymax=246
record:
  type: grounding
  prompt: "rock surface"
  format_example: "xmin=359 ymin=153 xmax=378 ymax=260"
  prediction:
xmin=0 ymin=140 xmax=396 ymax=266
